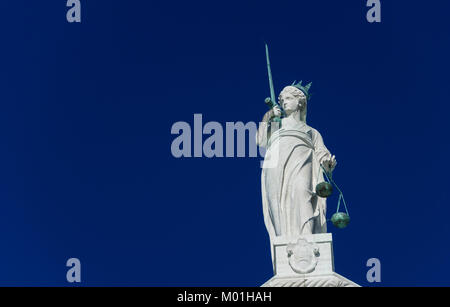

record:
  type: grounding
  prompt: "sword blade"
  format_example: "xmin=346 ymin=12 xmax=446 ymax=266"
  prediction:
xmin=265 ymin=43 xmax=276 ymax=105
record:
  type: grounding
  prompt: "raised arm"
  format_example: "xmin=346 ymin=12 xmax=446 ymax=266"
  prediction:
xmin=256 ymin=106 xmax=283 ymax=148
xmin=256 ymin=109 xmax=274 ymax=148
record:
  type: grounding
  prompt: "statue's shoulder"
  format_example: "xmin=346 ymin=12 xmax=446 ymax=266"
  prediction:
xmin=308 ymin=126 xmax=323 ymax=141
xmin=305 ymin=124 xmax=318 ymax=134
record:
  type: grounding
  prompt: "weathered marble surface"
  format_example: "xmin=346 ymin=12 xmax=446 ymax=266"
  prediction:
xmin=257 ymin=85 xmax=337 ymax=266
xmin=261 ymin=233 xmax=359 ymax=287
xmin=257 ymin=83 xmax=357 ymax=287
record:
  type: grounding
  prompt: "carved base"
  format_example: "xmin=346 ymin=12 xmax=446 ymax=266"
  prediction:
xmin=261 ymin=233 xmax=359 ymax=287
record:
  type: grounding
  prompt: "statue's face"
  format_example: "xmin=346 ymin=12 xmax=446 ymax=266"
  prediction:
xmin=279 ymin=89 xmax=304 ymax=113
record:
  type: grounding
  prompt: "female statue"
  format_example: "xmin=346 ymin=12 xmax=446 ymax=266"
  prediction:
xmin=257 ymin=83 xmax=337 ymax=242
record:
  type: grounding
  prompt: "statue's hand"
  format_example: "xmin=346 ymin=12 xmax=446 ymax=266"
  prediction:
xmin=272 ymin=106 xmax=282 ymax=118
xmin=322 ymin=155 xmax=337 ymax=173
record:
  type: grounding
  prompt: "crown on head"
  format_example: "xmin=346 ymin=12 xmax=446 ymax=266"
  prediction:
xmin=291 ymin=80 xmax=312 ymax=100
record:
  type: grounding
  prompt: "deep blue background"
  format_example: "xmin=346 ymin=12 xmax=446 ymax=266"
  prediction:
xmin=0 ymin=0 xmax=449 ymax=286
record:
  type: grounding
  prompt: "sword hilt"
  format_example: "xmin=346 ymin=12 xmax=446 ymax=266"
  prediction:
xmin=264 ymin=97 xmax=282 ymax=123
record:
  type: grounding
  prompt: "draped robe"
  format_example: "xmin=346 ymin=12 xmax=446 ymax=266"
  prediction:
xmin=258 ymin=116 xmax=332 ymax=266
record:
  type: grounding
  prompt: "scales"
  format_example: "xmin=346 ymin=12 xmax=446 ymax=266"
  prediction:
xmin=316 ymin=165 xmax=350 ymax=229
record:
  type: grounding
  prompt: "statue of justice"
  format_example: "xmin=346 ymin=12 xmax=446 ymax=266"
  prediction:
xmin=257 ymin=45 xmax=350 ymax=247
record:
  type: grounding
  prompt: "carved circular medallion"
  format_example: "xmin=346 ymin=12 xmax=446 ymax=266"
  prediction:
xmin=287 ymin=238 xmax=320 ymax=274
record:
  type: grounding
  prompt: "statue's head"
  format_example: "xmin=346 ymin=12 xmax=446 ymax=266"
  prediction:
xmin=279 ymin=86 xmax=308 ymax=122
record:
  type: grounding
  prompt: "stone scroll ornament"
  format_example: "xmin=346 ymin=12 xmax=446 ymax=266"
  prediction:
xmin=259 ymin=44 xmax=350 ymax=232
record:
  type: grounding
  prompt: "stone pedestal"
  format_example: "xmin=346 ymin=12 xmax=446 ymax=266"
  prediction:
xmin=262 ymin=233 xmax=359 ymax=287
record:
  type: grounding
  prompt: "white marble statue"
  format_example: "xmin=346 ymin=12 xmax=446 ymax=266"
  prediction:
xmin=258 ymin=46 xmax=358 ymax=286
xmin=257 ymin=85 xmax=337 ymax=246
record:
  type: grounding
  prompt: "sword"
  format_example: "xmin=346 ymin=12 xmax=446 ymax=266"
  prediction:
xmin=264 ymin=44 xmax=283 ymax=122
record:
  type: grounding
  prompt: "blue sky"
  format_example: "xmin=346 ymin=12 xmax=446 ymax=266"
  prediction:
xmin=0 ymin=0 xmax=449 ymax=286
